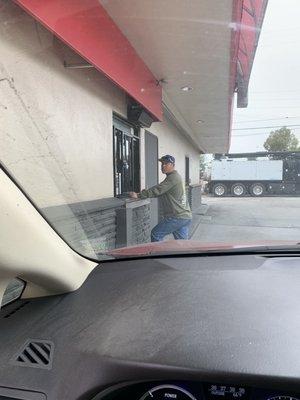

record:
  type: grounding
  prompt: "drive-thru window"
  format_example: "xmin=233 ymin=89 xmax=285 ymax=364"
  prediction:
xmin=113 ymin=116 xmax=140 ymax=196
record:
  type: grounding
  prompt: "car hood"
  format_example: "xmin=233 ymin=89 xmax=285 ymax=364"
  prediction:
xmin=107 ymin=240 xmax=299 ymax=257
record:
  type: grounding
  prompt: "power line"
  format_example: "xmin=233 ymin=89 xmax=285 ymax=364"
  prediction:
xmin=251 ymin=90 xmax=300 ymax=94
xmin=234 ymin=116 xmax=300 ymax=124
xmin=233 ymin=132 xmax=271 ymax=137
xmin=252 ymin=98 xmax=300 ymax=101
xmin=233 ymin=124 xmax=300 ymax=131
xmin=263 ymin=27 xmax=300 ymax=35
xmin=233 ymin=130 xmax=300 ymax=137
xmin=232 ymin=128 xmax=300 ymax=137
xmin=236 ymin=105 xmax=300 ymax=109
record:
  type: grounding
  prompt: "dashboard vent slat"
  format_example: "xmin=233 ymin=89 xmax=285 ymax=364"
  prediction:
xmin=12 ymin=340 xmax=54 ymax=369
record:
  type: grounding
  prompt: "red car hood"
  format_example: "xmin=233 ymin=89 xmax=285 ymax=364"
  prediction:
xmin=107 ymin=240 xmax=299 ymax=257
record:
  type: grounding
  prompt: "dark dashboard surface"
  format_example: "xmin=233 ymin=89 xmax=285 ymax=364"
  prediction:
xmin=0 ymin=254 xmax=299 ymax=400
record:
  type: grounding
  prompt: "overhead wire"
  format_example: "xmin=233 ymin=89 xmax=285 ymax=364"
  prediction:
xmin=233 ymin=128 xmax=300 ymax=137
xmin=234 ymin=117 xmax=300 ymax=124
xmin=233 ymin=124 xmax=300 ymax=131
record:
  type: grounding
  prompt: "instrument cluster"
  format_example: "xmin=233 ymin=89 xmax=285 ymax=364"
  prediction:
xmin=93 ymin=381 xmax=300 ymax=400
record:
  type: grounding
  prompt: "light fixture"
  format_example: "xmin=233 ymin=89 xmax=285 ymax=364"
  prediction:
xmin=197 ymin=119 xmax=205 ymax=124
xmin=181 ymin=86 xmax=193 ymax=92
xmin=156 ymin=78 xmax=167 ymax=86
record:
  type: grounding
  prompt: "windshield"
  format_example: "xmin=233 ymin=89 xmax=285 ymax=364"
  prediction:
xmin=1 ymin=0 xmax=300 ymax=261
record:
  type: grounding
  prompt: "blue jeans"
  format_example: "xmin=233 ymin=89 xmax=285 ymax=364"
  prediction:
xmin=151 ymin=217 xmax=192 ymax=242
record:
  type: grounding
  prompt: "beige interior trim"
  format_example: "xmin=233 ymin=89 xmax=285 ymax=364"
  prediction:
xmin=0 ymin=169 xmax=97 ymax=305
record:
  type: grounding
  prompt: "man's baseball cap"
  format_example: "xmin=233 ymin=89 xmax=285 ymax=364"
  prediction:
xmin=159 ymin=155 xmax=175 ymax=164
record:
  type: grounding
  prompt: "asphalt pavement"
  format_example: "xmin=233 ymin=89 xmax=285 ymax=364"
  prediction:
xmin=191 ymin=195 xmax=300 ymax=243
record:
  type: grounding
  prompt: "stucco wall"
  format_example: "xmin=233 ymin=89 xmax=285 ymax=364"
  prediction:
xmin=148 ymin=120 xmax=200 ymax=185
xmin=0 ymin=1 xmax=199 ymax=210
xmin=0 ymin=2 xmax=127 ymax=207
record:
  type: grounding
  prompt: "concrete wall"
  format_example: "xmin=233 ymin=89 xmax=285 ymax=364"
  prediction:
xmin=0 ymin=1 xmax=199 ymax=211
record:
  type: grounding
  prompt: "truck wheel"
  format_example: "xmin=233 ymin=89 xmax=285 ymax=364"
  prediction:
xmin=250 ymin=183 xmax=265 ymax=197
xmin=231 ymin=183 xmax=246 ymax=197
xmin=213 ymin=183 xmax=227 ymax=197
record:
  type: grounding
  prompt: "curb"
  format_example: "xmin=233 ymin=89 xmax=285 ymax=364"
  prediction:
xmin=189 ymin=203 xmax=210 ymax=239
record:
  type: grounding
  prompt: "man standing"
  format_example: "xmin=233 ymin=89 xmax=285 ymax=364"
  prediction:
xmin=129 ymin=155 xmax=192 ymax=242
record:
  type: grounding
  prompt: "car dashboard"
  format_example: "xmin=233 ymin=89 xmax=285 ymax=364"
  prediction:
xmin=0 ymin=254 xmax=299 ymax=400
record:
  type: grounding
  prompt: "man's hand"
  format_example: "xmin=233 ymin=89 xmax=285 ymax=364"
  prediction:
xmin=129 ymin=191 xmax=138 ymax=199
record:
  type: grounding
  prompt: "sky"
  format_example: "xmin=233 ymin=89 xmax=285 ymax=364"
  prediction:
xmin=230 ymin=0 xmax=300 ymax=153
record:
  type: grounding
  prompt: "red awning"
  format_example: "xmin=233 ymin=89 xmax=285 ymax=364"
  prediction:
xmin=237 ymin=0 xmax=268 ymax=107
xmin=14 ymin=0 xmax=162 ymax=121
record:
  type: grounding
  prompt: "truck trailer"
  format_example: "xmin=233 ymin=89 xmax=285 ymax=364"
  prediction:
xmin=209 ymin=151 xmax=300 ymax=197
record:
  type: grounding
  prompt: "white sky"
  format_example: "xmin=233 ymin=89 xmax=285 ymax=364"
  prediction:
xmin=230 ymin=0 xmax=300 ymax=153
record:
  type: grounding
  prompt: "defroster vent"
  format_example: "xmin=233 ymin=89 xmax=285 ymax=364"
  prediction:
xmin=13 ymin=339 xmax=54 ymax=369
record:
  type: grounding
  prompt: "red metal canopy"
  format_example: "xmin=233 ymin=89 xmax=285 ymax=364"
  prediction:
xmin=237 ymin=0 xmax=268 ymax=107
xmin=14 ymin=0 xmax=163 ymax=121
